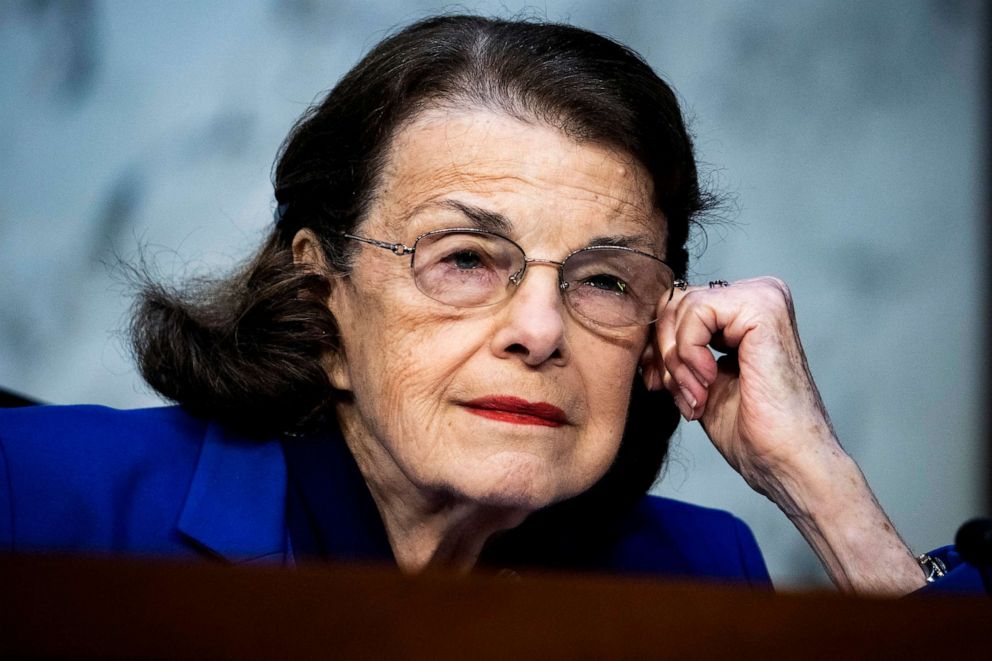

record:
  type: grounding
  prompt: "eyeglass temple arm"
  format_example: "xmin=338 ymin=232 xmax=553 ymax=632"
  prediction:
xmin=339 ymin=232 xmax=413 ymax=256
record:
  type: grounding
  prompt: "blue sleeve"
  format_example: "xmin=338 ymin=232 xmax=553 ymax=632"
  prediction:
xmin=731 ymin=515 xmax=772 ymax=587
xmin=0 ymin=405 xmax=206 ymax=556
xmin=609 ymin=497 xmax=774 ymax=586
xmin=0 ymin=433 xmax=12 ymax=551
xmin=914 ymin=545 xmax=989 ymax=596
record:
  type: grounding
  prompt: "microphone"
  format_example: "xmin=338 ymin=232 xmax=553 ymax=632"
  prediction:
xmin=955 ymin=518 xmax=992 ymax=595
xmin=956 ymin=518 xmax=992 ymax=567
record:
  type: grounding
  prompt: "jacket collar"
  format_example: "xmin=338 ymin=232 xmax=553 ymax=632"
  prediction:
xmin=176 ymin=420 xmax=288 ymax=564
xmin=281 ymin=424 xmax=393 ymax=564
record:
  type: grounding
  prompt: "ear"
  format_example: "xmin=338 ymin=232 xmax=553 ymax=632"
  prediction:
xmin=291 ymin=229 xmax=352 ymax=392
xmin=292 ymin=228 xmax=330 ymax=272
xmin=638 ymin=334 xmax=664 ymax=392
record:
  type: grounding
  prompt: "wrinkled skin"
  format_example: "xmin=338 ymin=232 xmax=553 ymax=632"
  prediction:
xmin=297 ymin=109 xmax=662 ymax=571
xmin=643 ymin=278 xmax=925 ymax=594
xmin=298 ymin=108 xmax=926 ymax=593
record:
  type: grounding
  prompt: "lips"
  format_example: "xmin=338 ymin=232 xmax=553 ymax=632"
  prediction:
xmin=461 ymin=396 xmax=568 ymax=427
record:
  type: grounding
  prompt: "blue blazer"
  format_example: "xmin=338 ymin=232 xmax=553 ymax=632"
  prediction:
xmin=0 ymin=404 xmax=982 ymax=593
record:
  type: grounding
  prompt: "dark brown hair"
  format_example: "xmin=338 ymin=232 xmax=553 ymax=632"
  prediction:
xmin=131 ymin=15 xmax=708 ymax=564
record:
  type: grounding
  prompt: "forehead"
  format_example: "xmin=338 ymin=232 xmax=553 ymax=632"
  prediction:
xmin=369 ymin=108 xmax=666 ymax=252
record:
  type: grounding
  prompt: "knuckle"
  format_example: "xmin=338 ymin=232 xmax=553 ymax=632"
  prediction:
xmin=766 ymin=276 xmax=791 ymax=297
xmin=756 ymin=276 xmax=793 ymax=308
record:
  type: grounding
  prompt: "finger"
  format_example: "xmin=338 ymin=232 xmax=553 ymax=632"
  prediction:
xmin=661 ymin=367 xmax=695 ymax=421
xmin=673 ymin=276 xmax=795 ymax=352
xmin=641 ymin=277 xmax=693 ymax=392
xmin=657 ymin=296 xmax=708 ymax=419
xmin=667 ymin=360 xmax=706 ymax=420
xmin=666 ymin=289 xmax=718 ymax=385
xmin=673 ymin=310 xmax=720 ymax=388
xmin=670 ymin=283 xmax=746 ymax=359
xmin=662 ymin=333 xmax=709 ymax=415
xmin=638 ymin=341 xmax=664 ymax=391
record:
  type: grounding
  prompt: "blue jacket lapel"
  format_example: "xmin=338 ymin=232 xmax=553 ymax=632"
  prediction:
xmin=177 ymin=422 xmax=288 ymax=564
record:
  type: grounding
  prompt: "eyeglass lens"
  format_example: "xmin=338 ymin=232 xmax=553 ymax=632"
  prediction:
xmin=411 ymin=230 xmax=673 ymax=327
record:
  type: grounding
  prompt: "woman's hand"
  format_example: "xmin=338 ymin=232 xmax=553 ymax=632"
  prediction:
xmin=644 ymin=277 xmax=836 ymax=493
xmin=640 ymin=277 xmax=927 ymax=595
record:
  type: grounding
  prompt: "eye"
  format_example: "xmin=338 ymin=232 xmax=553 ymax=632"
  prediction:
xmin=582 ymin=274 xmax=628 ymax=295
xmin=445 ymin=249 xmax=486 ymax=270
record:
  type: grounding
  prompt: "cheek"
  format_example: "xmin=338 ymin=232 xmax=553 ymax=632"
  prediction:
xmin=568 ymin=335 xmax=645 ymax=475
xmin=335 ymin=275 xmax=486 ymax=425
xmin=578 ymin=330 xmax=644 ymax=419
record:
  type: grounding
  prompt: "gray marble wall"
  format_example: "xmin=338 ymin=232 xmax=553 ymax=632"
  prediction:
xmin=0 ymin=0 xmax=987 ymax=586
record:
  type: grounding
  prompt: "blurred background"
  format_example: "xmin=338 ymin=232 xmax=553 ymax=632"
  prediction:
xmin=0 ymin=0 xmax=988 ymax=588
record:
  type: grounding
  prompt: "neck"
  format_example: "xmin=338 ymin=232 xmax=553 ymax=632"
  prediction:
xmin=336 ymin=404 xmax=530 ymax=573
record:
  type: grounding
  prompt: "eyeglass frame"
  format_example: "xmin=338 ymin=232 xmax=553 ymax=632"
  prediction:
xmin=337 ymin=227 xmax=682 ymax=327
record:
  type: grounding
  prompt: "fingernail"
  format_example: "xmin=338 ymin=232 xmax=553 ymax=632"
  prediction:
xmin=679 ymin=385 xmax=697 ymax=410
xmin=674 ymin=393 xmax=694 ymax=421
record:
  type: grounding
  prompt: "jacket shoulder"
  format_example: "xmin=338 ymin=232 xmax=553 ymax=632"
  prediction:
xmin=607 ymin=495 xmax=772 ymax=586
xmin=0 ymin=405 xmax=207 ymax=554
xmin=0 ymin=404 xmax=204 ymax=445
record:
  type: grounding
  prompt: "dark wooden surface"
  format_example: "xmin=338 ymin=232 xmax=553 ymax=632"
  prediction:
xmin=2 ymin=554 xmax=989 ymax=659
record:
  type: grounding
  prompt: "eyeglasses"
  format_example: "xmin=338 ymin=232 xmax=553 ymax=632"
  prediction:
xmin=340 ymin=227 xmax=676 ymax=328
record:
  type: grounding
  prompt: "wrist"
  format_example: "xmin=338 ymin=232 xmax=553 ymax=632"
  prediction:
xmin=761 ymin=446 xmax=925 ymax=595
xmin=743 ymin=430 xmax=852 ymax=517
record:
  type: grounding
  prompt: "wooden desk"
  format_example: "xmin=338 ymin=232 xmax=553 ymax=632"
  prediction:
xmin=2 ymin=555 xmax=989 ymax=659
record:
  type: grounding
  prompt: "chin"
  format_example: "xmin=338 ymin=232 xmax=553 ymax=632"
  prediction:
xmin=448 ymin=451 xmax=582 ymax=511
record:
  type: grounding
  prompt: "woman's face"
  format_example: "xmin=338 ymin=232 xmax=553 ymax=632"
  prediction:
xmin=326 ymin=108 xmax=666 ymax=511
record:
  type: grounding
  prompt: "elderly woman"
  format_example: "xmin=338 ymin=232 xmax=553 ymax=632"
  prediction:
xmin=0 ymin=16 xmax=979 ymax=594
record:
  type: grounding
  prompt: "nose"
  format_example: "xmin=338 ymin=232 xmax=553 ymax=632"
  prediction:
xmin=490 ymin=262 xmax=569 ymax=367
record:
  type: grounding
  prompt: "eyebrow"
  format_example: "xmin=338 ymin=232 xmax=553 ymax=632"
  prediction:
xmin=432 ymin=199 xmax=660 ymax=255
xmin=438 ymin=199 xmax=513 ymax=234
xmin=585 ymin=234 xmax=659 ymax=253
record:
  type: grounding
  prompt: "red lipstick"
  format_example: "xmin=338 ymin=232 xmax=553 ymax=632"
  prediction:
xmin=462 ymin=396 xmax=568 ymax=427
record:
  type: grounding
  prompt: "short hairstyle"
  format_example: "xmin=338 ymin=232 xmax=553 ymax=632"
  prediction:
xmin=132 ymin=15 xmax=707 ymax=566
